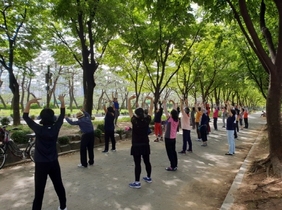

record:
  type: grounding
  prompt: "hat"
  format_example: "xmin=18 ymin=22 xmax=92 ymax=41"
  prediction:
xmin=76 ymin=112 xmax=85 ymax=119
xmin=40 ymin=108 xmax=55 ymax=125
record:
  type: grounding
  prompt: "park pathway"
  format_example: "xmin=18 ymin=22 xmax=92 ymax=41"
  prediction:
xmin=0 ymin=112 xmax=266 ymax=210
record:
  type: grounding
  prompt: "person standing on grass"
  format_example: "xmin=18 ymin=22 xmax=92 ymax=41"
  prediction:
xmin=102 ymin=103 xmax=116 ymax=153
xmin=179 ymin=98 xmax=192 ymax=154
xmin=65 ymin=109 xmax=94 ymax=168
xmin=163 ymin=99 xmax=179 ymax=171
xmin=23 ymin=95 xmax=67 ymax=210
xmin=128 ymin=95 xmax=153 ymax=189
xmin=225 ymin=102 xmax=236 ymax=155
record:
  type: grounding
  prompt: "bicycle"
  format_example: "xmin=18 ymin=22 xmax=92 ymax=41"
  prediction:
xmin=0 ymin=126 xmax=35 ymax=169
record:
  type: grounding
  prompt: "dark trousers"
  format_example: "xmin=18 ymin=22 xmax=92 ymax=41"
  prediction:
xmin=200 ymin=125 xmax=207 ymax=142
xmin=33 ymin=160 xmax=66 ymax=210
xmin=213 ymin=117 xmax=218 ymax=130
xmin=244 ymin=118 xmax=248 ymax=128
xmin=236 ymin=121 xmax=239 ymax=132
xmin=114 ymin=110 xmax=119 ymax=125
xmin=133 ymin=154 xmax=151 ymax=181
xmin=104 ymin=130 xmax=116 ymax=151
xmin=234 ymin=123 xmax=237 ymax=138
xmin=165 ymin=138 xmax=178 ymax=168
xmin=239 ymin=119 xmax=243 ymax=126
xmin=182 ymin=129 xmax=192 ymax=151
xmin=195 ymin=122 xmax=201 ymax=139
xmin=80 ymin=132 xmax=94 ymax=167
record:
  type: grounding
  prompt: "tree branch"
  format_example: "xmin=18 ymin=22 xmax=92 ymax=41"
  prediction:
xmin=260 ymin=0 xmax=276 ymax=63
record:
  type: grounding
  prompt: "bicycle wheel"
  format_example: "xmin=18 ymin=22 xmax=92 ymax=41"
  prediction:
xmin=28 ymin=142 xmax=35 ymax=162
xmin=0 ymin=147 xmax=6 ymax=169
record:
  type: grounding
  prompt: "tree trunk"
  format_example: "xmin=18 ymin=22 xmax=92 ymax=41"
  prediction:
xmin=266 ymin=69 xmax=282 ymax=175
xmin=9 ymin=74 xmax=20 ymax=125
xmin=83 ymin=63 xmax=96 ymax=116
xmin=0 ymin=95 xmax=6 ymax=108
xmin=20 ymin=71 xmax=26 ymax=112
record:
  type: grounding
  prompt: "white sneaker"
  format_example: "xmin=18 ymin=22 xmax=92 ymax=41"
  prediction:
xmin=58 ymin=207 xmax=67 ymax=210
xmin=77 ymin=164 xmax=87 ymax=168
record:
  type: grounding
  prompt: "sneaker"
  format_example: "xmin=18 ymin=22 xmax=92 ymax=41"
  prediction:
xmin=201 ymin=143 xmax=207 ymax=147
xmin=225 ymin=153 xmax=233 ymax=156
xmin=196 ymin=138 xmax=202 ymax=141
xmin=102 ymin=150 xmax=108 ymax=153
xmin=143 ymin=177 xmax=152 ymax=183
xmin=129 ymin=182 xmax=141 ymax=189
xmin=187 ymin=150 xmax=193 ymax=153
xmin=154 ymin=139 xmax=159 ymax=142
xmin=178 ymin=151 xmax=186 ymax=154
xmin=165 ymin=167 xmax=177 ymax=171
xmin=77 ymin=164 xmax=87 ymax=168
xmin=111 ymin=149 xmax=116 ymax=152
xmin=58 ymin=207 xmax=67 ymax=210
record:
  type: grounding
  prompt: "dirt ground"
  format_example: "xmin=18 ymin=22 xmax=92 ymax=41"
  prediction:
xmin=231 ymin=129 xmax=282 ymax=210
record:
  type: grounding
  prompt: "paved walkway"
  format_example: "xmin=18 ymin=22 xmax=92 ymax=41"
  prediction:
xmin=0 ymin=112 xmax=266 ymax=210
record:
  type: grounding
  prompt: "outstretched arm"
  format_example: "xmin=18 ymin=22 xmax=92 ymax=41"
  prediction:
xmin=58 ymin=94 xmax=65 ymax=109
xmin=163 ymin=100 xmax=169 ymax=118
xmin=146 ymin=96 xmax=154 ymax=116
xmin=24 ymin=98 xmax=41 ymax=113
xmin=128 ymin=95 xmax=136 ymax=118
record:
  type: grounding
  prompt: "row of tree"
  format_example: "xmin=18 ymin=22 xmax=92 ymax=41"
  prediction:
xmin=0 ymin=1 xmax=281 ymax=174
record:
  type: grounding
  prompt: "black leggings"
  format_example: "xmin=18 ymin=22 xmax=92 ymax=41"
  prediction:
xmin=104 ymin=130 xmax=116 ymax=151
xmin=33 ymin=160 xmax=66 ymax=210
xmin=133 ymin=154 xmax=151 ymax=182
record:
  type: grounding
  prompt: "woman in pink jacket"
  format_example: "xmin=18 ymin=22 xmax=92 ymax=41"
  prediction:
xmin=163 ymin=100 xmax=179 ymax=171
xmin=179 ymin=99 xmax=192 ymax=154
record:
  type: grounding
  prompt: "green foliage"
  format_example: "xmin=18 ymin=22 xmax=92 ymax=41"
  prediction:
xmin=94 ymin=129 xmax=102 ymax=138
xmin=58 ymin=136 xmax=70 ymax=145
xmin=11 ymin=130 xmax=31 ymax=144
xmin=30 ymin=104 xmax=41 ymax=109
xmin=96 ymin=124 xmax=105 ymax=133
xmin=120 ymin=109 xmax=129 ymax=115
xmin=115 ymin=128 xmax=125 ymax=135
xmin=0 ymin=117 xmax=10 ymax=126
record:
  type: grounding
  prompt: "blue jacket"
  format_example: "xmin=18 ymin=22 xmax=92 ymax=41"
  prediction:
xmin=65 ymin=111 xmax=94 ymax=134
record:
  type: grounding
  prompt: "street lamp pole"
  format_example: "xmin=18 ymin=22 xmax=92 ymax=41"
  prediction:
xmin=45 ymin=65 xmax=52 ymax=108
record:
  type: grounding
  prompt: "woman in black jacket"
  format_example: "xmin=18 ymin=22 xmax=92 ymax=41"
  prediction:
xmin=128 ymin=95 xmax=153 ymax=189
xmin=23 ymin=95 xmax=67 ymax=210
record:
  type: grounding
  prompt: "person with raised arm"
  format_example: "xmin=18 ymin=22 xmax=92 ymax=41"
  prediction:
xmin=199 ymin=103 xmax=209 ymax=147
xmin=153 ymin=99 xmax=164 ymax=142
xmin=128 ymin=95 xmax=152 ymax=189
xmin=102 ymin=101 xmax=116 ymax=153
xmin=23 ymin=95 xmax=67 ymax=210
xmin=225 ymin=101 xmax=236 ymax=155
xmin=65 ymin=108 xmax=94 ymax=168
xmin=163 ymin=99 xmax=179 ymax=171
xmin=179 ymin=98 xmax=192 ymax=153
xmin=194 ymin=103 xmax=203 ymax=141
